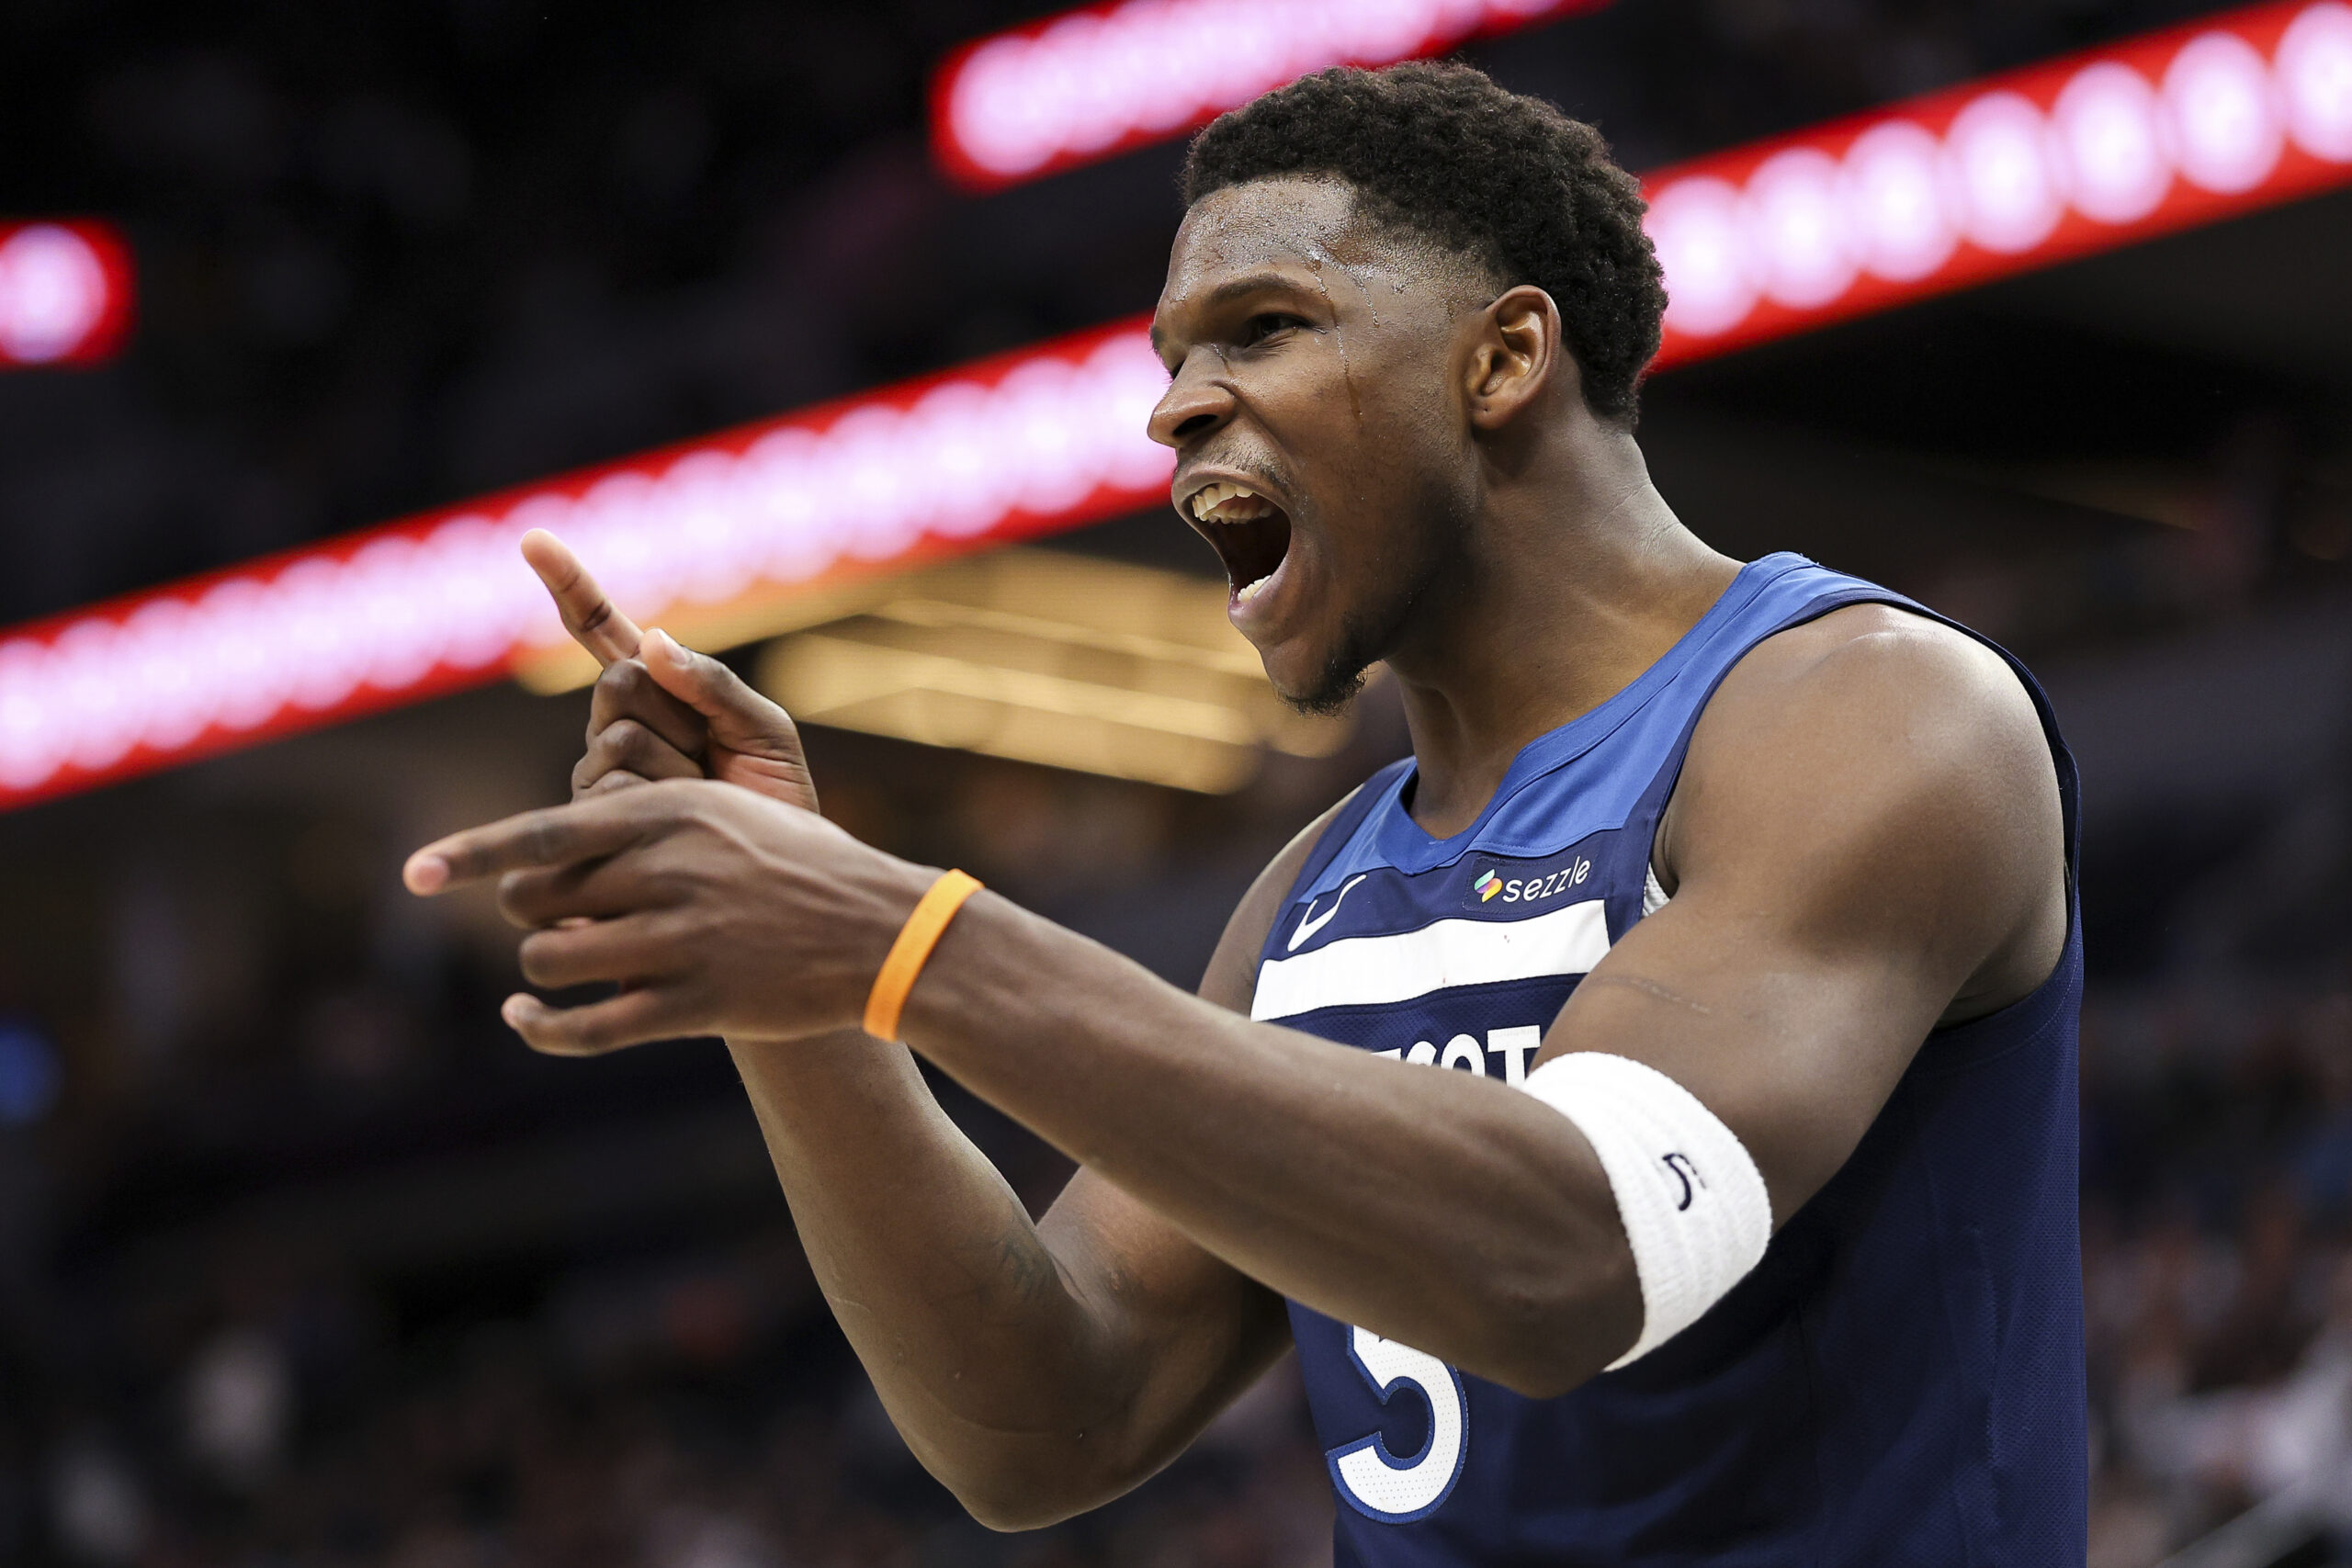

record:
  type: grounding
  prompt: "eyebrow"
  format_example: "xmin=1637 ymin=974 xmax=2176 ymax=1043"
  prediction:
xmin=1150 ymin=267 xmax=1317 ymax=358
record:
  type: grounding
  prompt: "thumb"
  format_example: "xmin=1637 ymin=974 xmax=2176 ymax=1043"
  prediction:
xmin=639 ymin=628 xmax=802 ymax=763
xmin=639 ymin=630 xmax=819 ymax=812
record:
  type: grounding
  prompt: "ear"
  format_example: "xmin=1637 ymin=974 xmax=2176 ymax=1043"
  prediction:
xmin=1464 ymin=286 xmax=1574 ymax=432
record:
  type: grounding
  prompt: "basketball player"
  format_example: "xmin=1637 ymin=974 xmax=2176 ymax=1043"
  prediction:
xmin=407 ymin=64 xmax=2085 ymax=1562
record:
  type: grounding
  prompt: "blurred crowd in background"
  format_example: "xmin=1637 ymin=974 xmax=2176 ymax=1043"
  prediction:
xmin=0 ymin=698 xmax=1385 ymax=1568
xmin=4 ymin=0 xmax=2351 ymax=1565
xmin=2084 ymin=982 xmax=2352 ymax=1562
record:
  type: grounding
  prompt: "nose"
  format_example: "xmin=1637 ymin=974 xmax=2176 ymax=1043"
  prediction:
xmin=1147 ymin=349 xmax=1235 ymax=450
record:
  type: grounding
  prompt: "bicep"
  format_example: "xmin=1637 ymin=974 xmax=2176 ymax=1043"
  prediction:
xmin=1537 ymin=613 xmax=2064 ymax=1224
xmin=1541 ymin=890 xmax=1939 ymax=1228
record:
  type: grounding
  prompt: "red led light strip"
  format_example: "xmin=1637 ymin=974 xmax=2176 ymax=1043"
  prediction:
xmin=930 ymin=0 xmax=1613 ymax=190
xmin=1645 ymin=0 xmax=2352 ymax=366
xmin=0 ymin=322 xmax=1173 ymax=808
xmin=0 ymin=221 xmax=133 ymax=367
xmin=2 ymin=0 xmax=2347 ymax=810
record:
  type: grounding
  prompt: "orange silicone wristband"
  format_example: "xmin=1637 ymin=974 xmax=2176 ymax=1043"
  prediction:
xmin=863 ymin=870 xmax=984 ymax=1042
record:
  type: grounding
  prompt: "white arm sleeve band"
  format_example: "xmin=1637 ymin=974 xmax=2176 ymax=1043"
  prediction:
xmin=1519 ymin=1052 xmax=1773 ymax=1369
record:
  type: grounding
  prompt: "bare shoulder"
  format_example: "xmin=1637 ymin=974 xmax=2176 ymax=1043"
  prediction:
xmin=1724 ymin=602 xmax=2041 ymax=736
xmin=1684 ymin=603 xmax=2053 ymax=808
xmin=1196 ymin=785 xmax=1365 ymax=1013
xmin=1666 ymin=602 xmax=2067 ymax=1019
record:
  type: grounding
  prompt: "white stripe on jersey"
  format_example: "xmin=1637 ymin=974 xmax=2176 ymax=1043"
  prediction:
xmin=1251 ymin=897 xmax=1612 ymax=1021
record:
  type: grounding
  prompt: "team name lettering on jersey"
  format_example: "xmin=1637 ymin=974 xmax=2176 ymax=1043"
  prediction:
xmin=1374 ymin=1024 xmax=1544 ymax=1086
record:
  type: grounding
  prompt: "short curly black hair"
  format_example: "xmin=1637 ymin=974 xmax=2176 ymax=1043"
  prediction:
xmin=1182 ymin=61 xmax=1664 ymax=425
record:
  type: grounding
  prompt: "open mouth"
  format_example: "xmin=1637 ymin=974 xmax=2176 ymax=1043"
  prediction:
xmin=1184 ymin=479 xmax=1294 ymax=609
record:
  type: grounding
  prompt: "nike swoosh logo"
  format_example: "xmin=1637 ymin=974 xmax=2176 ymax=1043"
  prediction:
xmin=1288 ymin=874 xmax=1368 ymax=953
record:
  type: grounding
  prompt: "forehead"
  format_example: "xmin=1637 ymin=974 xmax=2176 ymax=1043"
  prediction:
xmin=1159 ymin=176 xmax=1449 ymax=312
xmin=1166 ymin=177 xmax=1360 ymax=284
xmin=1152 ymin=177 xmax=1486 ymax=359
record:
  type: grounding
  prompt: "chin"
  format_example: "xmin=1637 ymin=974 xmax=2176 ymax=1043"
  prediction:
xmin=1267 ymin=639 xmax=1370 ymax=718
xmin=1271 ymin=589 xmax=1412 ymax=717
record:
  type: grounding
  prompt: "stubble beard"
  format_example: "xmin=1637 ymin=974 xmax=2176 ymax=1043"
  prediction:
xmin=1283 ymin=489 xmax=1473 ymax=718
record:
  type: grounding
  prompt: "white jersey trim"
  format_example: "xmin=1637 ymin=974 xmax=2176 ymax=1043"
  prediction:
xmin=1642 ymin=865 xmax=1671 ymax=918
xmin=1251 ymin=897 xmax=1612 ymax=1021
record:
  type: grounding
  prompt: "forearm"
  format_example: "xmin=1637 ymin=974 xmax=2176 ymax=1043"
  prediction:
xmin=727 ymin=1029 xmax=1165 ymax=1521
xmin=899 ymin=896 xmax=1641 ymax=1394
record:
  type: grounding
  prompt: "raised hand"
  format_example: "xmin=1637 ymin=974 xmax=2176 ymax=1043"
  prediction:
xmin=520 ymin=529 xmax=820 ymax=812
xmin=403 ymin=779 xmax=929 ymax=1053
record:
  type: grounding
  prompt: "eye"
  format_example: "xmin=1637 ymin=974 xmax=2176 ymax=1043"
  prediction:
xmin=1242 ymin=311 xmax=1306 ymax=345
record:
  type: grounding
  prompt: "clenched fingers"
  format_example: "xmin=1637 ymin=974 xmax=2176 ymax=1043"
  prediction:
xmin=588 ymin=658 xmax=705 ymax=761
xmin=572 ymin=717 xmax=702 ymax=799
xmin=496 ymin=856 xmax=662 ymax=930
xmin=501 ymin=985 xmax=702 ymax=1056
xmin=515 ymin=911 xmax=685 ymax=990
xmin=585 ymin=771 xmax=650 ymax=795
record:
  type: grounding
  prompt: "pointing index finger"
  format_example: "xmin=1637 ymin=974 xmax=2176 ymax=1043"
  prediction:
xmin=402 ymin=795 xmax=650 ymax=896
xmin=522 ymin=528 xmax=641 ymax=668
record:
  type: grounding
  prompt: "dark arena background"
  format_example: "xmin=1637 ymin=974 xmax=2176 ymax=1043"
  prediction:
xmin=3 ymin=1 xmax=2351 ymax=1563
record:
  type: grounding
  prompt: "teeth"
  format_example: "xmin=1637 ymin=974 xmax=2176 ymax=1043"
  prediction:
xmin=1235 ymin=573 xmax=1273 ymax=605
xmin=1190 ymin=480 xmax=1273 ymax=523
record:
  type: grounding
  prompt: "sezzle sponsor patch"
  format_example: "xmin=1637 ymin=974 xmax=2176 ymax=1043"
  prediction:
xmin=1464 ymin=855 xmax=1591 ymax=909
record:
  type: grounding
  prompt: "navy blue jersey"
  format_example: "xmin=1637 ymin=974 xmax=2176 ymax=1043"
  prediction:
xmin=1252 ymin=554 xmax=2086 ymax=1566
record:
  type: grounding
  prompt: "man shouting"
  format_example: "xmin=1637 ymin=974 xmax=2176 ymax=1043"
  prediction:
xmin=408 ymin=62 xmax=2084 ymax=1564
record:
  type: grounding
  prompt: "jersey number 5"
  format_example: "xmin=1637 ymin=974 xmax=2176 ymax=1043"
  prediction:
xmin=1328 ymin=1325 xmax=1468 ymax=1523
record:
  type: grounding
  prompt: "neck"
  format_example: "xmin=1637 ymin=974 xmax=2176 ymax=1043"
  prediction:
xmin=1384 ymin=421 xmax=1739 ymax=839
